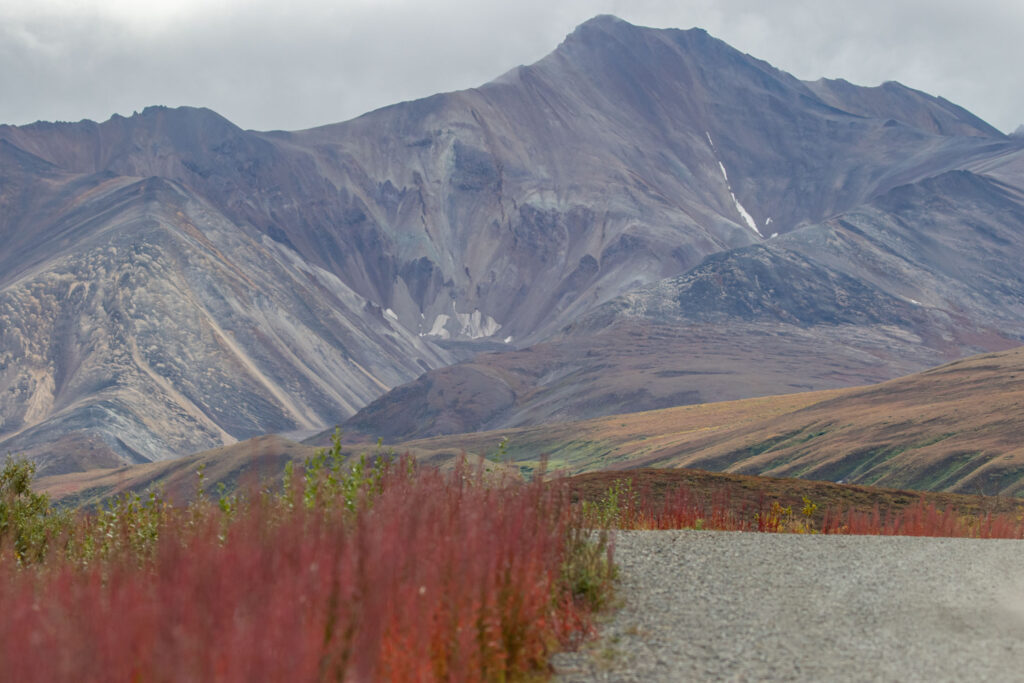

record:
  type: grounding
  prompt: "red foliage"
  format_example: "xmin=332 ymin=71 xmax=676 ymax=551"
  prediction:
xmin=821 ymin=501 xmax=1024 ymax=538
xmin=0 ymin=465 xmax=595 ymax=682
xmin=611 ymin=481 xmax=1024 ymax=539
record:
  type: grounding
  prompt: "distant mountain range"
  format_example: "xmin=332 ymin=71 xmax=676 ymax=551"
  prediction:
xmin=2 ymin=15 xmax=1023 ymax=475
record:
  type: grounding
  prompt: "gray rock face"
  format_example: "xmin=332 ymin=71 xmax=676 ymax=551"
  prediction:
xmin=347 ymin=156 xmax=1024 ymax=442
xmin=0 ymin=164 xmax=449 ymax=473
xmin=603 ymin=169 xmax=1024 ymax=337
xmin=2 ymin=15 xmax=1023 ymax=469
xmin=805 ymin=78 xmax=1004 ymax=138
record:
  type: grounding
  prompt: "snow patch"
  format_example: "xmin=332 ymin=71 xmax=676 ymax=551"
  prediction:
xmin=766 ymin=217 xmax=773 ymax=225
xmin=770 ymin=232 xmax=779 ymax=239
xmin=730 ymin=194 xmax=760 ymax=236
xmin=426 ymin=309 xmax=502 ymax=340
xmin=715 ymin=158 xmax=761 ymax=237
xmin=428 ymin=314 xmax=451 ymax=339
xmin=909 ymin=299 xmax=922 ymax=306
xmin=383 ymin=308 xmax=399 ymax=322
xmin=504 ymin=336 xmax=514 ymax=344
xmin=456 ymin=309 xmax=501 ymax=339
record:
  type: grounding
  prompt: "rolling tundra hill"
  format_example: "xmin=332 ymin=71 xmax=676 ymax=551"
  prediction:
xmin=380 ymin=345 xmax=1024 ymax=496
xmin=2 ymin=15 xmax=1023 ymax=473
xmin=40 ymin=345 xmax=1024 ymax=504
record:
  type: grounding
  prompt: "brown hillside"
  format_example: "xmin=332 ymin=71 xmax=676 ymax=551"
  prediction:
xmin=392 ymin=346 xmax=1024 ymax=495
xmin=38 ymin=433 xmax=506 ymax=507
xmin=40 ymin=346 xmax=1024 ymax=504
xmin=39 ymin=435 xmax=318 ymax=507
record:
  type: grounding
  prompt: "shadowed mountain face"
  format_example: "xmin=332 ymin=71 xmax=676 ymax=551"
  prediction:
xmin=2 ymin=15 xmax=1023 ymax=472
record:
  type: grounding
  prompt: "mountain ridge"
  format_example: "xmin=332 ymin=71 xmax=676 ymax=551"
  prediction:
xmin=1 ymin=15 xmax=1023 ymax=474
xmin=346 ymin=165 xmax=1024 ymax=441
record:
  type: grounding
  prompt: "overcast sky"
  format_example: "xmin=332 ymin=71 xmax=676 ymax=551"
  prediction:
xmin=1 ymin=0 xmax=1021 ymax=133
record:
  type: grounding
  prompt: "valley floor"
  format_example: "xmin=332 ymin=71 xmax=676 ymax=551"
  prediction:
xmin=551 ymin=530 xmax=1024 ymax=681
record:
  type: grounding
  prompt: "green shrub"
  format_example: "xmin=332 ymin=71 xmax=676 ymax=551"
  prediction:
xmin=0 ymin=457 xmax=70 ymax=563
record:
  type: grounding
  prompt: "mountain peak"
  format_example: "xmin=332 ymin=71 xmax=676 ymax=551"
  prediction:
xmin=578 ymin=14 xmax=630 ymax=28
xmin=569 ymin=14 xmax=712 ymax=45
xmin=574 ymin=14 xmax=710 ymax=36
xmin=112 ymin=105 xmax=240 ymax=133
xmin=561 ymin=14 xmax=644 ymax=48
xmin=557 ymin=15 xmax=771 ymax=85
xmin=1012 ymin=124 xmax=1024 ymax=138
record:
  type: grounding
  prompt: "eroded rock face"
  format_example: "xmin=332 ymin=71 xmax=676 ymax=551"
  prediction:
xmin=346 ymin=166 xmax=1024 ymax=442
xmin=0 ymin=171 xmax=450 ymax=473
xmin=2 ymin=15 xmax=1023 ymax=469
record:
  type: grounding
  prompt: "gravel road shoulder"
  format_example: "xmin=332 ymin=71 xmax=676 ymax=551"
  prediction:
xmin=551 ymin=530 xmax=1024 ymax=681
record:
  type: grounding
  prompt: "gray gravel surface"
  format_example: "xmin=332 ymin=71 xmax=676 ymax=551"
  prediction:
xmin=551 ymin=530 xmax=1024 ymax=682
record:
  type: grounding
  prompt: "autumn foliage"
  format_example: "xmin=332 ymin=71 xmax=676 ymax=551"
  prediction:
xmin=0 ymin=455 xmax=612 ymax=682
xmin=580 ymin=477 xmax=1024 ymax=538
xmin=5 ymin=449 xmax=1022 ymax=682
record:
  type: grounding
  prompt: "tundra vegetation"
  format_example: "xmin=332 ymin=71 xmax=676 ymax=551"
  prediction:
xmin=0 ymin=438 xmax=614 ymax=682
xmin=2 ymin=440 xmax=1023 ymax=681
xmin=577 ymin=478 xmax=1024 ymax=537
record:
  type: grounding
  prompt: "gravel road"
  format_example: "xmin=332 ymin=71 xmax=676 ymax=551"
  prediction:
xmin=551 ymin=530 xmax=1024 ymax=681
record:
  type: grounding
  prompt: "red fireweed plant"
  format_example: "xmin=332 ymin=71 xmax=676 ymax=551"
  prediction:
xmin=0 ymin=451 xmax=613 ymax=682
xmin=587 ymin=478 xmax=1024 ymax=538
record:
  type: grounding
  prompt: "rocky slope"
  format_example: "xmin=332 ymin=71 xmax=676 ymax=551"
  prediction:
xmin=348 ymin=161 xmax=1024 ymax=441
xmin=0 ymin=153 xmax=449 ymax=473
xmin=2 ymin=15 xmax=1023 ymax=471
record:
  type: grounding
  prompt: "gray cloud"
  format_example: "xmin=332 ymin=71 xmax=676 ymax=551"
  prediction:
xmin=0 ymin=0 xmax=1020 ymax=133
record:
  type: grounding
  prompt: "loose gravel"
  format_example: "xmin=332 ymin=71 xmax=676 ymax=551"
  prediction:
xmin=551 ymin=530 xmax=1024 ymax=682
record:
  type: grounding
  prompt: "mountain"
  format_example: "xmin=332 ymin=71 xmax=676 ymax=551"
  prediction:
xmin=2 ymin=15 xmax=1023 ymax=473
xmin=0 ymin=153 xmax=451 ymax=473
xmin=346 ymin=166 xmax=1024 ymax=441
xmin=343 ymin=18 xmax=1024 ymax=441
